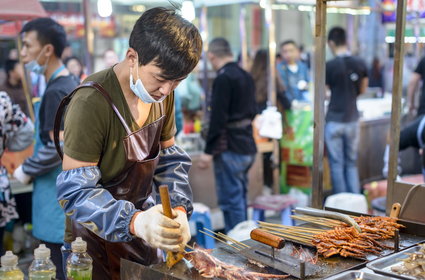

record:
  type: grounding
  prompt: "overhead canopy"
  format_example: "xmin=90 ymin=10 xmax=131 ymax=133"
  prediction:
xmin=0 ymin=0 xmax=47 ymax=21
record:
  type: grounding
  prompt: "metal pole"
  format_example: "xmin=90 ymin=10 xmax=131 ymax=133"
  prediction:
xmin=387 ymin=0 xmax=407 ymax=213
xmin=200 ymin=6 xmax=209 ymax=120
xmin=239 ymin=4 xmax=248 ymax=70
xmin=83 ymin=0 xmax=94 ymax=74
xmin=265 ymin=0 xmax=280 ymax=194
xmin=311 ymin=0 xmax=326 ymax=209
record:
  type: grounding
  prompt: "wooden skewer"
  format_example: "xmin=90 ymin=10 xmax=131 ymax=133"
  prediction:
xmin=257 ymin=223 xmax=327 ymax=235
xmin=290 ymin=216 xmax=338 ymax=227
xmin=291 ymin=215 xmax=344 ymax=227
xmin=198 ymin=230 xmax=242 ymax=251
xmin=185 ymin=244 xmax=194 ymax=251
xmin=202 ymin=228 xmax=247 ymax=248
xmin=259 ymin=226 xmax=316 ymax=238
xmin=261 ymin=227 xmax=313 ymax=240
xmin=258 ymin=221 xmax=328 ymax=232
xmin=262 ymin=230 xmax=313 ymax=245
xmin=258 ymin=225 xmax=326 ymax=235
xmin=265 ymin=229 xmax=312 ymax=243
xmin=202 ymin=228 xmax=248 ymax=250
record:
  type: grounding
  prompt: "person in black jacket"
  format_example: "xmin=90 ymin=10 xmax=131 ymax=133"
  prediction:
xmin=199 ymin=38 xmax=257 ymax=233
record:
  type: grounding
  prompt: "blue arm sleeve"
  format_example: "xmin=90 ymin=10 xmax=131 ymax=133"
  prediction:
xmin=152 ymin=145 xmax=193 ymax=217
xmin=56 ymin=166 xmax=137 ymax=242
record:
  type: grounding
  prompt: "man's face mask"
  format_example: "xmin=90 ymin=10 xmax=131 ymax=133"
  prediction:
xmin=25 ymin=47 xmax=48 ymax=75
xmin=129 ymin=54 xmax=166 ymax=104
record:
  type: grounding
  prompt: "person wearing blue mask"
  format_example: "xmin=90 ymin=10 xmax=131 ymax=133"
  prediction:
xmin=13 ymin=18 xmax=79 ymax=280
xmin=53 ymin=7 xmax=201 ymax=279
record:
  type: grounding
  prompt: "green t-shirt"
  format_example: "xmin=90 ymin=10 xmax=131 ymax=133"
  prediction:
xmin=64 ymin=67 xmax=176 ymax=183
xmin=63 ymin=67 xmax=176 ymax=243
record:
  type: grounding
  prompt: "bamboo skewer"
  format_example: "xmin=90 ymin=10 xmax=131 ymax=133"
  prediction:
xmin=202 ymin=227 xmax=250 ymax=249
xmin=259 ymin=225 xmax=317 ymax=239
xmin=198 ymin=230 xmax=243 ymax=251
xmin=217 ymin=232 xmax=250 ymax=248
xmin=261 ymin=229 xmax=314 ymax=245
xmin=290 ymin=215 xmax=345 ymax=227
xmin=259 ymin=226 xmax=314 ymax=240
xmin=185 ymin=244 xmax=194 ymax=250
xmin=258 ymin=221 xmax=327 ymax=233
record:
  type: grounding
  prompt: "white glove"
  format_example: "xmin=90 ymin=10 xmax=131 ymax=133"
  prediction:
xmin=133 ymin=204 xmax=182 ymax=252
xmin=13 ymin=165 xmax=32 ymax=185
xmin=174 ymin=209 xmax=191 ymax=247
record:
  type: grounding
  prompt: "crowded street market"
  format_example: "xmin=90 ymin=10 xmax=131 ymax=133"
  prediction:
xmin=0 ymin=0 xmax=425 ymax=279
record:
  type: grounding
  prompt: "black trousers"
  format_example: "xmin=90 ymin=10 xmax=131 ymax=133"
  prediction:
xmin=44 ymin=241 xmax=65 ymax=280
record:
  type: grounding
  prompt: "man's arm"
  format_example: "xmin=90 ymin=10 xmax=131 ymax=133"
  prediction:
xmin=407 ymin=72 xmax=422 ymax=114
xmin=154 ymin=136 xmax=193 ymax=215
xmin=62 ymin=154 xmax=97 ymax=170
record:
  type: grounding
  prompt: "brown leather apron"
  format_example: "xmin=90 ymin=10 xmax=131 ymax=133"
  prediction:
xmin=55 ymin=82 xmax=165 ymax=279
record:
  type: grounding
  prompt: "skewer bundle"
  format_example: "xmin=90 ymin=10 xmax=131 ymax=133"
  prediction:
xmin=258 ymin=215 xmax=404 ymax=259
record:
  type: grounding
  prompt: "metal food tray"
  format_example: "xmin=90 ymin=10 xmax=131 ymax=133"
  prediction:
xmin=366 ymin=244 xmax=425 ymax=280
xmin=325 ymin=270 xmax=395 ymax=280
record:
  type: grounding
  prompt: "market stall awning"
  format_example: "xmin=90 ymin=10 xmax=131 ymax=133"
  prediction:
xmin=0 ymin=0 xmax=47 ymax=21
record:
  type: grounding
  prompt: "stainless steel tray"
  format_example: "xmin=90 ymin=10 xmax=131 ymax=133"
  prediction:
xmin=366 ymin=244 xmax=425 ymax=280
xmin=325 ymin=270 xmax=394 ymax=280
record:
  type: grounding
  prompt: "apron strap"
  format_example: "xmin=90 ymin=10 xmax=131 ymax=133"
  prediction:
xmin=54 ymin=81 xmax=132 ymax=159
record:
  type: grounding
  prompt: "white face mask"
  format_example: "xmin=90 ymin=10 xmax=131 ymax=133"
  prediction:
xmin=25 ymin=47 xmax=48 ymax=75
xmin=129 ymin=60 xmax=166 ymax=104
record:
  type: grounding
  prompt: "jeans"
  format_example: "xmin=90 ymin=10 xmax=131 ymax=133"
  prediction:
xmin=325 ymin=121 xmax=360 ymax=194
xmin=213 ymin=151 xmax=255 ymax=233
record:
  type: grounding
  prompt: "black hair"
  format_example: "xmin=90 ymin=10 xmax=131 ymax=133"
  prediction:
xmin=129 ymin=7 xmax=202 ymax=81
xmin=250 ymin=49 xmax=269 ymax=105
xmin=64 ymin=56 xmax=83 ymax=67
xmin=208 ymin=37 xmax=232 ymax=58
xmin=280 ymin=40 xmax=297 ymax=49
xmin=64 ymin=56 xmax=84 ymax=77
xmin=328 ymin=27 xmax=346 ymax=47
xmin=5 ymin=59 xmax=19 ymax=79
xmin=21 ymin=18 xmax=67 ymax=58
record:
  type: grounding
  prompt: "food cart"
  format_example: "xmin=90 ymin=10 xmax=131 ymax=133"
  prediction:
xmin=120 ymin=0 xmax=425 ymax=279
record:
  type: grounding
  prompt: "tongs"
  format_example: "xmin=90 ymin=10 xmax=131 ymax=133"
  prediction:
xmin=293 ymin=207 xmax=362 ymax=233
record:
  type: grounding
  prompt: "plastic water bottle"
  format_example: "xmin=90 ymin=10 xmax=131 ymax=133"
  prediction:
xmin=0 ymin=251 xmax=24 ymax=280
xmin=29 ymin=244 xmax=56 ymax=279
xmin=66 ymin=237 xmax=92 ymax=280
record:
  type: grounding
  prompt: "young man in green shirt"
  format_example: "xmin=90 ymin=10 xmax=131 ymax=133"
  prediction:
xmin=56 ymin=7 xmax=202 ymax=279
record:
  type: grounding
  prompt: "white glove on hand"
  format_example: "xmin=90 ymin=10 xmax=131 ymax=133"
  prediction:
xmin=13 ymin=165 xmax=32 ymax=185
xmin=174 ymin=209 xmax=191 ymax=247
xmin=133 ymin=204 xmax=182 ymax=252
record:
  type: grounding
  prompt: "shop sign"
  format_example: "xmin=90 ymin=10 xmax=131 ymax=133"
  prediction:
xmin=49 ymin=12 xmax=116 ymax=38
xmin=382 ymin=0 xmax=425 ymax=22
xmin=0 ymin=21 xmax=19 ymax=37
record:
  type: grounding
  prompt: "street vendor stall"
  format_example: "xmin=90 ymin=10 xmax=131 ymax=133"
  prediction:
xmin=119 ymin=1 xmax=425 ymax=279
xmin=118 ymin=0 xmax=425 ymax=279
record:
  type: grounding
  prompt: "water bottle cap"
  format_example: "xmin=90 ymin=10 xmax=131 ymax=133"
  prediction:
xmin=34 ymin=244 xmax=51 ymax=259
xmin=71 ymin=237 xmax=87 ymax=252
xmin=1 ymin=251 xmax=18 ymax=266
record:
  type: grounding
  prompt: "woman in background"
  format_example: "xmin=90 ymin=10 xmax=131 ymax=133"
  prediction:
xmin=64 ymin=56 xmax=87 ymax=82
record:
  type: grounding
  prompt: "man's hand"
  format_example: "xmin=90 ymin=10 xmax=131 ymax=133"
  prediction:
xmin=132 ymin=205 xmax=184 ymax=252
xmin=13 ymin=165 xmax=32 ymax=184
xmin=198 ymin=153 xmax=212 ymax=169
xmin=174 ymin=208 xmax=191 ymax=247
